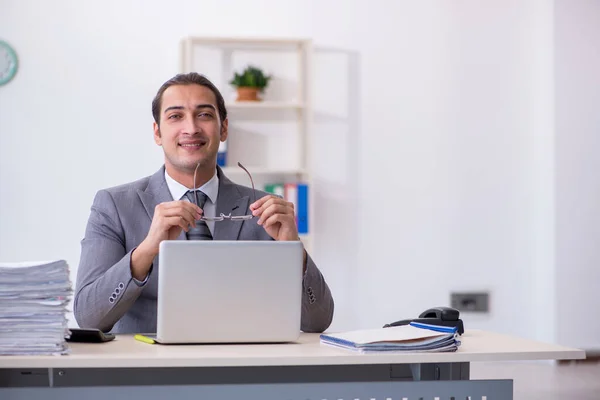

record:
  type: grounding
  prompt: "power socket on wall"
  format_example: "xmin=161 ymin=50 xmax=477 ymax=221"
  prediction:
xmin=450 ymin=292 xmax=490 ymax=313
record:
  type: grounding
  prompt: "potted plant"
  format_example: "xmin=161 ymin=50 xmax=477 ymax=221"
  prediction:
xmin=229 ymin=65 xmax=272 ymax=101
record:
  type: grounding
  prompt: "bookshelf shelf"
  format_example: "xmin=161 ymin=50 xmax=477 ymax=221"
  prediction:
xmin=187 ymin=36 xmax=309 ymax=47
xmin=221 ymin=167 xmax=307 ymax=176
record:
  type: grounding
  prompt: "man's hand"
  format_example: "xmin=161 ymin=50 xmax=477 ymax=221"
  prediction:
xmin=250 ymin=195 xmax=299 ymax=241
xmin=131 ymin=201 xmax=202 ymax=280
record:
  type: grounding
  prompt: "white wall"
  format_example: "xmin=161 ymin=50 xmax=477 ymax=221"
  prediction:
xmin=353 ymin=1 xmax=552 ymax=339
xmin=529 ymin=0 xmax=556 ymax=345
xmin=1 ymin=0 xmax=598 ymax=347
xmin=555 ymin=0 xmax=600 ymax=349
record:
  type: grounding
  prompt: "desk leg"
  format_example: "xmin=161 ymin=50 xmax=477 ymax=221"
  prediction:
xmin=409 ymin=361 xmax=470 ymax=380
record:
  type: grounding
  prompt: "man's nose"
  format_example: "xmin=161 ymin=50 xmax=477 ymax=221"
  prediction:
xmin=182 ymin=116 xmax=200 ymax=135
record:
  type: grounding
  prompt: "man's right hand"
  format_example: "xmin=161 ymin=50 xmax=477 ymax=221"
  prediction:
xmin=130 ymin=201 xmax=202 ymax=280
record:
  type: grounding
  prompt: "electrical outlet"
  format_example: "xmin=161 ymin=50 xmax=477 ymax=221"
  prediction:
xmin=450 ymin=292 xmax=489 ymax=312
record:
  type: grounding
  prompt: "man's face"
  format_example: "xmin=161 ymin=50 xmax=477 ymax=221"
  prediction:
xmin=153 ymin=84 xmax=227 ymax=173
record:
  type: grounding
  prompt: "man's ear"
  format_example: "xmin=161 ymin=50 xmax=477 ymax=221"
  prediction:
xmin=220 ymin=118 xmax=228 ymax=142
xmin=153 ymin=122 xmax=162 ymax=146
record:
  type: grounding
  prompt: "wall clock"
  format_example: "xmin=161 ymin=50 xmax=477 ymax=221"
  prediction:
xmin=0 ymin=40 xmax=18 ymax=86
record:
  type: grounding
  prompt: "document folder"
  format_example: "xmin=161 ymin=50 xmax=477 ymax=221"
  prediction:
xmin=320 ymin=322 xmax=461 ymax=353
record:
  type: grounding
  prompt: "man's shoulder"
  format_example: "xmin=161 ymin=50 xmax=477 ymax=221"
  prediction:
xmin=230 ymin=181 xmax=273 ymax=200
xmin=103 ymin=175 xmax=152 ymax=195
xmin=218 ymin=167 xmax=279 ymax=200
xmin=95 ymin=171 xmax=157 ymax=204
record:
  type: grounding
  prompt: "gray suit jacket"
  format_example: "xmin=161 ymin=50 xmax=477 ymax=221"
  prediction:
xmin=74 ymin=166 xmax=334 ymax=334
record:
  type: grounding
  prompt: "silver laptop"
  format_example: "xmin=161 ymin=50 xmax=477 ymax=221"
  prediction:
xmin=153 ymin=240 xmax=303 ymax=344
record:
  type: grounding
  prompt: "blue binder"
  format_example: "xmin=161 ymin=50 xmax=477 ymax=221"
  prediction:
xmin=297 ymin=183 xmax=309 ymax=234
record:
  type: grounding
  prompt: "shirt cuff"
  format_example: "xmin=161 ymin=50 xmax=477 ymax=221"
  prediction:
xmin=129 ymin=248 xmax=152 ymax=287
xmin=132 ymin=273 xmax=150 ymax=287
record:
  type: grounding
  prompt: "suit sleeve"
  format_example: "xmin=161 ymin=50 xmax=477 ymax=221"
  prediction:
xmin=73 ymin=190 xmax=148 ymax=332
xmin=300 ymin=253 xmax=334 ymax=333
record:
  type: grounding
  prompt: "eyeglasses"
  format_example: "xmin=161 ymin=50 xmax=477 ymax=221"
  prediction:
xmin=193 ymin=161 xmax=256 ymax=222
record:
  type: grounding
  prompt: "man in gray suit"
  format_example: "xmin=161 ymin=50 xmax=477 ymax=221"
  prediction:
xmin=74 ymin=73 xmax=334 ymax=334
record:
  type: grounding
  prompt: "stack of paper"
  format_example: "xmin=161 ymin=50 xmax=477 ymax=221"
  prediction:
xmin=320 ymin=322 xmax=461 ymax=353
xmin=0 ymin=260 xmax=72 ymax=355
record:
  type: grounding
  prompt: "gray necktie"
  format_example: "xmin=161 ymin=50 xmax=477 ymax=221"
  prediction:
xmin=185 ymin=190 xmax=213 ymax=240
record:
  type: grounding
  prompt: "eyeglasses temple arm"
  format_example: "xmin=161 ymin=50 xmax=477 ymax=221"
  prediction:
xmin=237 ymin=162 xmax=256 ymax=204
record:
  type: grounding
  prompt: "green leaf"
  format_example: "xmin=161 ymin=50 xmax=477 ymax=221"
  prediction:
xmin=229 ymin=65 xmax=271 ymax=89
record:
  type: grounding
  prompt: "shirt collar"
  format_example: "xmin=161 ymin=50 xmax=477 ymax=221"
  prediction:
xmin=164 ymin=167 xmax=219 ymax=204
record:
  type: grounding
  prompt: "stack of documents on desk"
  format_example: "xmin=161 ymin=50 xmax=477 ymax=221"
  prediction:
xmin=0 ymin=260 xmax=72 ymax=355
xmin=320 ymin=322 xmax=461 ymax=353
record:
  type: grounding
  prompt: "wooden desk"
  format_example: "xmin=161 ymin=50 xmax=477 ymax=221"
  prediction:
xmin=0 ymin=330 xmax=585 ymax=400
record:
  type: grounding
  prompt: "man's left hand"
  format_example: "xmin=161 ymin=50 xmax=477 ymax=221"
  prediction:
xmin=250 ymin=195 xmax=298 ymax=241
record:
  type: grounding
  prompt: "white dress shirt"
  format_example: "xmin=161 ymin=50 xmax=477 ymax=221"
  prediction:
xmin=164 ymin=168 xmax=219 ymax=236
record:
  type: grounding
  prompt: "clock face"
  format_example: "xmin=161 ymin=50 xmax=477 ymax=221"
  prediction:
xmin=0 ymin=41 xmax=18 ymax=86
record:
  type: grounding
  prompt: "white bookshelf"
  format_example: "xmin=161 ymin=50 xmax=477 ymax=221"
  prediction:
xmin=180 ymin=36 xmax=314 ymax=253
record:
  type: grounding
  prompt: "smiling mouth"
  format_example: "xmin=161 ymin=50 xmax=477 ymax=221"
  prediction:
xmin=179 ymin=142 xmax=207 ymax=148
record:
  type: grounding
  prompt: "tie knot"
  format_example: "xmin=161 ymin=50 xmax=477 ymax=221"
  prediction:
xmin=185 ymin=190 xmax=208 ymax=208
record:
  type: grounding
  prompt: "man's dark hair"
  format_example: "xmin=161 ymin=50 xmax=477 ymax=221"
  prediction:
xmin=151 ymin=72 xmax=227 ymax=126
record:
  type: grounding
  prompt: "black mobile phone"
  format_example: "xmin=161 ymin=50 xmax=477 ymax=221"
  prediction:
xmin=66 ymin=328 xmax=116 ymax=343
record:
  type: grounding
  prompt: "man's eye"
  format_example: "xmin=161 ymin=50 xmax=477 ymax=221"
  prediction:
xmin=168 ymin=114 xmax=181 ymax=120
xmin=198 ymin=113 xmax=213 ymax=118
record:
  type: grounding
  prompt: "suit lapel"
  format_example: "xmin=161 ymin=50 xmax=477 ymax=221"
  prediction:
xmin=214 ymin=167 xmax=250 ymax=240
xmin=137 ymin=166 xmax=187 ymax=240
